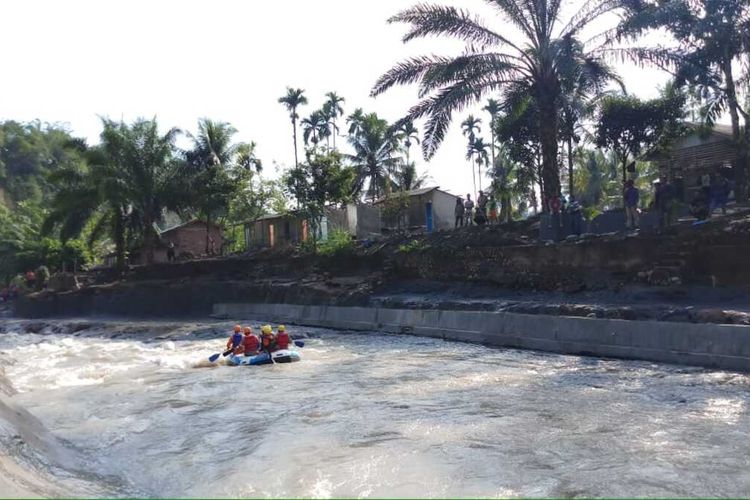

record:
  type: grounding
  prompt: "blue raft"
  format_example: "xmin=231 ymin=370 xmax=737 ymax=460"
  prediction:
xmin=227 ymin=349 xmax=301 ymax=366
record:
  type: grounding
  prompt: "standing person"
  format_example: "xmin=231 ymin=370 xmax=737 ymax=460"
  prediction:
xmin=655 ymin=176 xmax=675 ymax=229
xmin=623 ymin=180 xmax=640 ymax=230
xmin=568 ymin=195 xmax=583 ymax=235
xmin=488 ymin=195 xmax=498 ymax=224
xmin=477 ymin=190 xmax=488 ymax=213
xmin=167 ymin=242 xmax=176 ymax=262
xmin=463 ymin=194 xmax=475 ymax=226
xmin=709 ymin=173 xmax=730 ymax=217
xmin=454 ymin=197 xmax=465 ymax=228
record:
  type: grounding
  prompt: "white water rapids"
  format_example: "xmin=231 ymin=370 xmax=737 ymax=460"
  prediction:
xmin=1 ymin=319 xmax=750 ymax=498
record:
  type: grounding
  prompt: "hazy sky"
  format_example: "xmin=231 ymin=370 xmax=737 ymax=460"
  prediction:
xmin=2 ymin=0 xmax=670 ymax=198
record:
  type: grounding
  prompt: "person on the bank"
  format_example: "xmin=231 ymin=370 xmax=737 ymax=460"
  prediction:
xmin=488 ymin=196 xmax=498 ymax=224
xmin=167 ymin=242 xmax=176 ymax=262
xmin=454 ymin=197 xmax=465 ymax=228
xmin=709 ymin=173 xmax=730 ymax=217
xmin=463 ymin=194 xmax=475 ymax=226
xmin=227 ymin=325 xmax=244 ymax=354
xmin=654 ymin=176 xmax=675 ymax=229
xmin=623 ymin=180 xmax=640 ymax=230
xmin=568 ymin=195 xmax=583 ymax=235
xmin=276 ymin=325 xmax=291 ymax=350
xmin=260 ymin=324 xmax=277 ymax=353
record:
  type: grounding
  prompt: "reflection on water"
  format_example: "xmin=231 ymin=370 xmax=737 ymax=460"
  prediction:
xmin=1 ymin=320 xmax=750 ymax=498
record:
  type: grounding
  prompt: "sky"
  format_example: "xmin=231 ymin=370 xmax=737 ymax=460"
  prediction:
xmin=1 ymin=0 xmax=671 ymax=198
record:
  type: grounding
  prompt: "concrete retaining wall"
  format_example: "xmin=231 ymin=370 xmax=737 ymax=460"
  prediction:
xmin=213 ymin=302 xmax=750 ymax=372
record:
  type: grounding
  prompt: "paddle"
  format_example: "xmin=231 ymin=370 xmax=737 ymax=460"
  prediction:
xmin=208 ymin=347 xmax=233 ymax=363
xmin=293 ymin=339 xmax=305 ymax=348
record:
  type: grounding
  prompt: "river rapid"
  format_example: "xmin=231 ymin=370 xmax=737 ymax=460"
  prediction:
xmin=1 ymin=319 xmax=750 ymax=498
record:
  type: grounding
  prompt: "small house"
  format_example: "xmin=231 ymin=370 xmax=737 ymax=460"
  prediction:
xmin=131 ymin=220 xmax=223 ymax=264
xmin=375 ymin=187 xmax=457 ymax=231
xmin=645 ymin=124 xmax=740 ymax=202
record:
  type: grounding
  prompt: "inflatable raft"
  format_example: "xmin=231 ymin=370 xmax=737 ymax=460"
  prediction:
xmin=227 ymin=349 xmax=301 ymax=366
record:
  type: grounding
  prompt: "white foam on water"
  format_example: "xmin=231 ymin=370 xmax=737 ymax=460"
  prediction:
xmin=1 ymin=321 xmax=750 ymax=497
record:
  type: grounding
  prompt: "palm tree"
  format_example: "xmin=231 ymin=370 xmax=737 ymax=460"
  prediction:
xmin=301 ymin=110 xmax=330 ymax=148
xmin=187 ymin=119 xmax=240 ymax=254
xmin=323 ymin=92 xmax=345 ymax=150
xmin=396 ymin=120 xmax=420 ymax=168
xmin=483 ymin=99 xmax=501 ymax=176
xmin=45 ymin=118 xmax=186 ymax=266
xmin=236 ymin=141 xmax=263 ymax=173
xmin=346 ymin=108 xmax=366 ymax=137
xmin=394 ymin=162 xmax=430 ymax=191
xmin=347 ymin=113 xmax=402 ymax=201
xmin=467 ymin=137 xmax=490 ymax=192
xmin=461 ymin=115 xmax=482 ymax=194
xmin=372 ymin=1 xmax=622 ymax=204
xmin=278 ymin=88 xmax=307 ymax=168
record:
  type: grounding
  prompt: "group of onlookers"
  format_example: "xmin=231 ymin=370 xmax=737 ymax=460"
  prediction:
xmin=454 ymin=190 xmax=499 ymax=227
xmin=450 ymin=170 xmax=732 ymax=235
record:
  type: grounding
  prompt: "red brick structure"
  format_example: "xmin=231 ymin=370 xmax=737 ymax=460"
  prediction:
xmin=131 ymin=220 xmax=223 ymax=264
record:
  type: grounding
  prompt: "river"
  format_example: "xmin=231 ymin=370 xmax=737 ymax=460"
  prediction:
xmin=1 ymin=320 xmax=750 ymax=498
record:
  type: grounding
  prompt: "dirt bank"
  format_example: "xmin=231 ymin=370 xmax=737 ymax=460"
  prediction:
xmin=14 ymin=213 xmax=750 ymax=324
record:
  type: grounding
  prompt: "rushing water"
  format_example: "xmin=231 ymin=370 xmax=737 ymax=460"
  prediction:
xmin=1 ymin=320 xmax=750 ymax=498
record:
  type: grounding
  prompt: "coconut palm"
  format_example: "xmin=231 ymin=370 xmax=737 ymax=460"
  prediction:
xmin=467 ymin=137 xmax=490 ymax=192
xmin=396 ymin=120 xmax=420 ymax=168
xmin=347 ymin=113 xmax=402 ymax=201
xmin=483 ymin=99 xmax=501 ymax=175
xmin=301 ymin=110 xmax=329 ymax=147
xmin=323 ymin=92 xmax=345 ymax=150
xmin=461 ymin=115 xmax=482 ymax=194
xmin=236 ymin=141 xmax=263 ymax=173
xmin=278 ymin=87 xmax=308 ymax=168
xmin=372 ymin=1 xmax=622 ymax=204
xmin=187 ymin=119 xmax=242 ymax=254
xmin=394 ymin=162 xmax=430 ymax=191
xmin=346 ymin=108 xmax=366 ymax=137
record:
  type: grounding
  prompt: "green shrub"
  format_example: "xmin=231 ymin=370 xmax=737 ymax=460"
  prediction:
xmin=396 ymin=239 xmax=430 ymax=254
xmin=317 ymin=229 xmax=354 ymax=257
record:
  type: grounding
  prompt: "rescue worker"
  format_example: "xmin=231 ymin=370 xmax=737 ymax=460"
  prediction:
xmin=260 ymin=324 xmax=277 ymax=353
xmin=226 ymin=325 xmax=244 ymax=354
xmin=236 ymin=326 xmax=260 ymax=356
xmin=276 ymin=325 xmax=290 ymax=350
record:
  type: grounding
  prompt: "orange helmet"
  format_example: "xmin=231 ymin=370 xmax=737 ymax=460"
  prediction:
xmin=243 ymin=326 xmax=252 ymax=334
xmin=233 ymin=324 xmax=241 ymax=333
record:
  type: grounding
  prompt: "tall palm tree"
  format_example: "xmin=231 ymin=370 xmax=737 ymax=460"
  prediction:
xmin=187 ymin=119 xmax=241 ymax=254
xmin=461 ymin=115 xmax=482 ymax=194
xmin=278 ymin=88 xmax=307 ymax=168
xmin=396 ymin=120 xmax=420 ymax=168
xmin=236 ymin=141 xmax=263 ymax=173
xmin=301 ymin=110 xmax=329 ymax=147
xmin=467 ymin=137 xmax=490 ymax=192
xmin=323 ymin=92 xmax=345 ymax=150
xmin=347 ymin=113 xmax=402 ymax=201
xmin=346 ymin=108 xmax=366 ymax=137
xmin=372 ymin=1 xmax=622 ymax=204
xmin=483 ymin=99 xmax=501 ymax=176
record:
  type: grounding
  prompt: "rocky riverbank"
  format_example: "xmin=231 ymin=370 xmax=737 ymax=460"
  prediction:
xmin=13 ymin=212 xmax=750 ymax=325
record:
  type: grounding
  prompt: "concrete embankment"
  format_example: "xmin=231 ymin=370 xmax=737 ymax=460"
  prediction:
xmin=214 ymin=302 xmax=750 ymax=372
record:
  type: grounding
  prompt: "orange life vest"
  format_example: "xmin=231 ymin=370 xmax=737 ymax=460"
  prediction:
xmin=276 ymin=331 xmax=290 ymax=350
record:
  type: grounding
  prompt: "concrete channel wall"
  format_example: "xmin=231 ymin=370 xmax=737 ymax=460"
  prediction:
xmin=213 ymin=303 xmax=750 ymax=372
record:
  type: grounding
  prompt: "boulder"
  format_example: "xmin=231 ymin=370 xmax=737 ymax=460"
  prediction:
xmin=47 ymin=273 xmax=80 ymax=293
